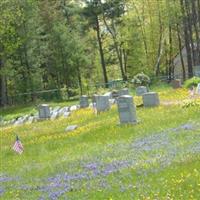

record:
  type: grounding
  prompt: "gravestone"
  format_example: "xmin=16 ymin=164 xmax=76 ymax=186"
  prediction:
xmin=117 ymin=95 xmax=137 ymax=124
xmin=196 ymin=83 xmax=200 ymax=95
xmin=142 ymin=92 xmax=160 ymax=107
xmin=118 ymin=88 xmax=129 ymax=96
xmin=95 ymin=95 xmax=110 ymax=112
xmin=171 ymin=79 xmax=182 ymax=89
xmin=38 ymin=104 xmax=50 ymax=119
xmin=136 ymin=86 xmax=148 ymax=96
xmin=65 ymin=125 xmax=78 ymax=132
xmin=80 ymin=95 xmax=89 ymax=108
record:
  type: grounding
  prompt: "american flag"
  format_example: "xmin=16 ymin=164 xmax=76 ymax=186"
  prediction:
xmin=12 ymin=136 xmax=24 ymax=154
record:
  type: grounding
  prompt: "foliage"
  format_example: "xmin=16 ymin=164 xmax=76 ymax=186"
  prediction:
xmin=184 ymin=77 xmax=200 ymax=89
xmin=131 ymin=72 xmax=151 ymax=86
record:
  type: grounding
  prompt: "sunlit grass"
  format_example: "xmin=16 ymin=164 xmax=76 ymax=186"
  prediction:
xmin=1 ymin=85 xmax=200 ymax=199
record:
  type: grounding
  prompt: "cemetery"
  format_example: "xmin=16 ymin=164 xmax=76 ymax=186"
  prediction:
xmin=1 ymin=81 xmax=200 ymax=199
xmin=1 ymin=0 xmax=200 ymax=199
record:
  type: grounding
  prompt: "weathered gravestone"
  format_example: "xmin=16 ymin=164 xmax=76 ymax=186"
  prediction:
xmin=117 ymin=95 xmax=137 ymax=124
xmin=80 ymin=95 xmax=89 ymax=108
xmin=136 ymin=86 xmax=148 ymax=96
xmin=38 ymin=104 xmax=50 ymax=119
xmin=196 ymin=83 xmax=200 ymax=95
xmin=171 ymin=79 xmax=182 ymax=89
xmin=142 ymin=92 xmax=160 ymax=107
xmin=118 ymin=88 xmax=129 ymax=96
xmin=95 ymin=95 xmax=110 ymax=113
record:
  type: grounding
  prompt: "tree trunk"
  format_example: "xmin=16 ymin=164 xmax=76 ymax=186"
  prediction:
xmin=177 ymin=24 xmax=186 ymax=80
xmin=180 ymin=0 xmax=193 ymax=77
xmin=0 ymin=58 xmax=7 ymax=107
xmin=95 ymin=15 xmax=108 ymax=87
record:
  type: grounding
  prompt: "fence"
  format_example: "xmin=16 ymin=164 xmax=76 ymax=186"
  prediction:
xmin=1 ymin=73 xmax=188 ymax=106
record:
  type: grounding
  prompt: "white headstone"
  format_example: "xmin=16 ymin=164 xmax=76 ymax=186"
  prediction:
xmin=117 ymin=95 xmax=137 ymax=124
xmin=196 ymin=83 xmax=200 ymax=95
xmin=95 ymin=95 xmax=110 ymax=112
xmin=136 ymin=86 xmax=148 ymax=96
xmin=142 ymin=92 xmax=160 ymax=107
xmin=65 ymin=125 xmax=78 ymax=132
xmin=80 ymin=95 xmax=89 ymax=108
xmin=38 ymin=104 xmax=50 ymax=119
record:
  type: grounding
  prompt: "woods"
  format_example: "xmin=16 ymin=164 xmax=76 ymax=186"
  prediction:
xmin=0 ymin=0 xmax=200 ymax=106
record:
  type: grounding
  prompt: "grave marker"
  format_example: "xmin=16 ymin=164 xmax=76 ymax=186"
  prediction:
xmin=38 ymin=104 xmax=50 ymax=119
xmin=117 ymin=95 xmax=137 ymax=124
xmin=142 ymin=92 xmax=160 ymax=107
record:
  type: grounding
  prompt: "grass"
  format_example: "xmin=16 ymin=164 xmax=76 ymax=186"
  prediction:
xmin=1 ymin=85 xmax=200 ymax=199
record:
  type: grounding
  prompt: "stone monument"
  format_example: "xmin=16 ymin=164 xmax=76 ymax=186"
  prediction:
xmin=136 ymin=86 xmax=148 ymax=96
xmin=80 ymin=95 xmax=89 ymax=108
xmin=95 ymin=95 xmax=110 ymax=112
xmin=142 ymin=92 xmax=160 ymax=107
xmin=38 ymin=104 xmax=50 ymax=119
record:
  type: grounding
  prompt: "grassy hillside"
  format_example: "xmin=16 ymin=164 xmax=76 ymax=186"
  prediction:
xmin=1 ymin=86 xmax=200 ymax=199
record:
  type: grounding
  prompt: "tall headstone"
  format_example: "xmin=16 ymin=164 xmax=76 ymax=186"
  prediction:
xmin=38 ymin=104 xmax=50 ymax=119
xmin=171 ymin=79 xmax=182 ymax=89
xmin=136 ymin=86 xmax=148 ymax=96
xmin=117 ymin=95 xmax=137 ymax=124
xmin=96 ymin=95 xmax=110 ymax=112
xmin=80 ymin=95 xmax=89 ymax=108
xmin=142 ymin=92 xmax=160 ymax=107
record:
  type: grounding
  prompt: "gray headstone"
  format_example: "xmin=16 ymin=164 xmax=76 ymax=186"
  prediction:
xmin=171 ymin=79 xmax=182 ymax=89
xmin=142 ymin=92 xmax=160 ymax=107
xmin=136 ymin=86 xmax=148 ymax=96
xmin=96 ymin=95 xmax=110 ymax=112
xmin=118 ymin=88 xmax=129 ymax=96
xmin=38 ymin=104 xmax=50 ymax=119
xmin=65 ymin=125 xmax=78 ymax=132
xmin=117 ymin=95 xmax=137 ymax=124
xmin=80 ymin=95 xmax=89 ymax=108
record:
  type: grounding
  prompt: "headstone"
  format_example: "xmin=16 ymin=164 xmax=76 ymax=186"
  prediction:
xmin=65 ymin=125 xmax=78 ymax=132
xmin=70 ymin=105 xmax=78 ymax=111
xmin=196 ymin=83 xmax=200 ymax=95
xmin=118 ymin=88 xmax=129 ymax=96
xmin=38 ymin=104 xmax=50 ymax=119
xmin=136 ymin=86 xmax=148 ymax=96
xmin=104 ymin=92 xmax=113 ymax=99
xmin=50 ymin=112 xmax=59 ymax=120
xmin=117 ymin=95 xmax=137 ymax=124
xmin=63 ymin=112 xmax=71 ymax=118
xmin=80 ymin=95 xmax=89 ymax=108
xmin=171 ymin=79 xmax=182 ymax=89
xmin=95 ymin=95 xmax=110 ymax=112
xmin=142 ymin=92 xmax=160 ymax=107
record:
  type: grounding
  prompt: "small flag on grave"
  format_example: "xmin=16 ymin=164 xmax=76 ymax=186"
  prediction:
xmin=12 ymin=135 xmax=24 ymax=154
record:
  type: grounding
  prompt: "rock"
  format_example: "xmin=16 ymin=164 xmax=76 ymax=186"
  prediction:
xmin=65 ymin=125 xmax=78 ymax=132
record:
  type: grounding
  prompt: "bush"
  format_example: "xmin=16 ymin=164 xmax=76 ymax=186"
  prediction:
xmin=131 ymin=72 xmax=151 ymax=87
xmin=184 ymin=76 xmax=200 ymax=89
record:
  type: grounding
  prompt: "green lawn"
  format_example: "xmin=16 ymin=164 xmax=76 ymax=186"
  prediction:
xmin=1 ymin=86 xmax=200 ymax=199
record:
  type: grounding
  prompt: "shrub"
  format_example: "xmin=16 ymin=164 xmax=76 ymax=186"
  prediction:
xmin=131 ymin=72 xmax=151 ymax=86
xmin=184 ymin=76 xmax=200 ymax=89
